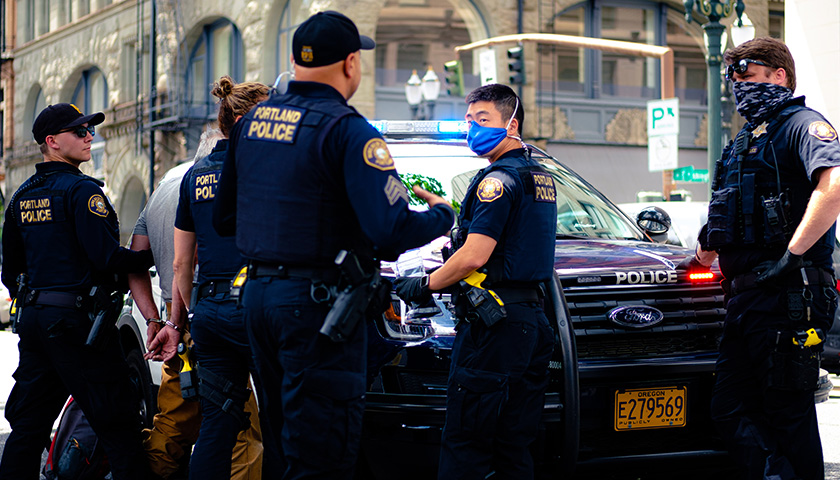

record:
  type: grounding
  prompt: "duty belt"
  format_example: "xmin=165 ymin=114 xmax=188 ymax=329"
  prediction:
xmin=726 ymin=267 xmax=835 ymax=296
xmin=25 ymin=290 xmax=87 ymax=309
xmin=197 ymin=280 xmax=232 ymax=301
xmin=249 ymin=262 xmax=341 ymax=284
xmin=493 ymin=286 xmax=541 ymax=304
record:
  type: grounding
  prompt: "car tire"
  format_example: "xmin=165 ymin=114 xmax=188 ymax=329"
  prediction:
xmin=126 ymin=347 xmax=157 ymax=428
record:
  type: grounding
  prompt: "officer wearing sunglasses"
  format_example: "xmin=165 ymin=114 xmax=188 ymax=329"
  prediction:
xmin=680 ymin=37 xmax=840 ymax=480
xmin=0 ymin=103 xmax=155 ymax=480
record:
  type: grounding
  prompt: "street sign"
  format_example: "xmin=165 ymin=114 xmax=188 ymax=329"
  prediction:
xmin=673 ymin=165 xmax=710 ymax=183
xmin=479 ymin=49 xmax=497 ymax=86
xmin=647 ymin=98 xmax=680 ymax=137
xmin=648 ymin=134 xmax=678 ymax=172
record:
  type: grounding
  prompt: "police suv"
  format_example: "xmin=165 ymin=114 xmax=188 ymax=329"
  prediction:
xmin=358 ymin=120 xmax=732 ymax=478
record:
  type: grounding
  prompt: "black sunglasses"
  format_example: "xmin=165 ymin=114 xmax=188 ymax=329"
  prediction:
xmin=56 ymin=125 xmax=96 ymax=138
xmin=725 ymin=58 xmax=771 ymax=82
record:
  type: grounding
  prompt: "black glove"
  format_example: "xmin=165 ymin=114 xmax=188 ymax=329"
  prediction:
xmin=676 ymin=255 xmax=705 ymax=271
xmin=393 ymin=275 xmax=431 ymax=305
xmin=754 ymin=249 xmax=804 ymax=286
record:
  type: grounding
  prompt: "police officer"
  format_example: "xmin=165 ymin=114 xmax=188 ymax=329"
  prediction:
xmin=394 ymin=84 xmax=556 ymax=480
xmin=0 ymin=103 xmax=154 ymax=480
xmin=172 ymin=76 xmax=269 ymax=480
xmin=682 ymin=37 xmax=840 ymax=480
xmin=212 ymin=11 xmax=454 ymax=479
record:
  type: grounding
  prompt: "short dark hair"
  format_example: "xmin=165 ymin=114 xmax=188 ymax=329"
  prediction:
xmin=465 ymin=84 xmax=524 ymax=136
xmin=723 ymin=36 xmax=796 ymax=91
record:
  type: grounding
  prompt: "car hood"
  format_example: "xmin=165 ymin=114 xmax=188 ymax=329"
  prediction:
xmin=383 ymin=237 xmax=702 ymax=287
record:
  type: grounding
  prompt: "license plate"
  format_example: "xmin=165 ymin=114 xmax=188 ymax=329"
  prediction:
xmin=614 ymin=386 xmax=687 ymax=431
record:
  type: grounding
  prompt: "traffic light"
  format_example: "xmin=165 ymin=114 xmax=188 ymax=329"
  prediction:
xmin=443 ymin=60 xmax=464 ymax=97
xmin=507 ymin=46 xmax=525 ymax=85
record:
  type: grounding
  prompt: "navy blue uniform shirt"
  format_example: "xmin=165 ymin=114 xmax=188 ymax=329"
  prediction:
xmin=459 ymin=149 xmax=557 ymax=284
xmin=2 ymin=161 xmax=152 ymax=297
xmin=175 ymin=139 xmax=244 ymax=284
xmin=213 ymin=81 xmax=454 ymax=264
xmin=716 ymin=96 xmax=840 ymax=277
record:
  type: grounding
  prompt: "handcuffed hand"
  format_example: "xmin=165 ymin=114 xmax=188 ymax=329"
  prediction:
xmin=394 ymin=275 xmax=431 ymax=305
xmin=754 ymin=249 xmax=804 ymax=286
xmin=144 ymin=324 xmax=180 ymax=362
xmin=145 ymin=321 xmax=162 ymax=350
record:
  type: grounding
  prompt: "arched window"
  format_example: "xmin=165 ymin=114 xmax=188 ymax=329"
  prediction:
xmin=72 ymin=67 xmax=108 ymax=174
xmin=374 ymin=0 xmax=487 ymax=95
xmin=31 ymin=87 xmax=46 ymax=127
xmin=275 ymin=2 xmax=295 ymax=79
xmin=186 ymin=19 xmax=243 ymax=118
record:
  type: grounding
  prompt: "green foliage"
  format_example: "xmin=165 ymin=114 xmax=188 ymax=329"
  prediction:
xmin=399 ymin=173 xmax=460 ymax=214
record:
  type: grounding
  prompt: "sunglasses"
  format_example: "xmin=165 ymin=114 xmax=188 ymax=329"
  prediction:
xmin=56 ymin=125 xmax=96 ymax=138
xmin=724 ymin=58 xmax=771 ymax=82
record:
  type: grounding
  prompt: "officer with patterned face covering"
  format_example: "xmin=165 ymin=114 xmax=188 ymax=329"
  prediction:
xmin=679 ymin=37 xmax=840 ymax=480
xmin=212 ymin=10 xmax=455 ymax=479
xmin=0 ymin=103 xmax=155 ymax=480
xmin=394 ymin=83 xmax=557 ymax=480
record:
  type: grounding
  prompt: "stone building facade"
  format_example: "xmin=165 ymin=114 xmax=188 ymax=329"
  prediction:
xmin=2 ymin=0 xmax=789 ymax=241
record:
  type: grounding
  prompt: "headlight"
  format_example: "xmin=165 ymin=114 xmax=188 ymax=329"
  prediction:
xmin=379 ymin=294 xmax=457 ymax=343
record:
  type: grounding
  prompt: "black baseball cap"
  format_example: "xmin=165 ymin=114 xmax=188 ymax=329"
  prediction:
xmin=292 ymin=11 xmax=375 ymax=68
xmin=33 ymin=103 xmax=105 ymax=144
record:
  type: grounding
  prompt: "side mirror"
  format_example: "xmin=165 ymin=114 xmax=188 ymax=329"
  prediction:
xmin=636 ymin=206 xmax=671 ymax=243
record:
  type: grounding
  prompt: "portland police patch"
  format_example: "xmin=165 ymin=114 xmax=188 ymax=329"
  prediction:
xmin=363 ymin=138 xmax=395 ymax=171
xmin=808 ymin=121 xmax=838 ymax=142
xmin=477 ymin=177 xmax=504 ymax=202
xmin=88 ymin=194 xmax=109 ymax=217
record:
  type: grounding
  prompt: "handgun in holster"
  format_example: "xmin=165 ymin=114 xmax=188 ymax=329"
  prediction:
xmin=85 ymin=286 xmax=124 ymax=350
xmin=178 ymin=342 xmax=199 ymax=401
xmin=459 ymin=270 xmax=506 ymax=328
xmin=7 ymin=274 xmax=28 ymax=333
xmin=320 ymin=250 xmax=390 ymax=343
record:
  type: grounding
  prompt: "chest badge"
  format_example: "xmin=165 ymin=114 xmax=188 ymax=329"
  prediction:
xmin=751 ymin=122 xmax=768 ymax=139
xmin=477 ymin=177 xmax=504 ymax=203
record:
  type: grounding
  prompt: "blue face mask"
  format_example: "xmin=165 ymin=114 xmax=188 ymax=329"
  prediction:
xmin=467 ymin=98 xmax=522 ymax=156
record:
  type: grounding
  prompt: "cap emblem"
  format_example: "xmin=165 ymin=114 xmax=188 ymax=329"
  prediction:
xmin=301 ymin=46 xmax=314 ymax=63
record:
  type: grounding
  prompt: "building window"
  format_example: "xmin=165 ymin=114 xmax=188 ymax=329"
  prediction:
xmin=275 ymin=2 xmax=295 ymax=79
xmin=374 ymin=0 xmax=483 ymax=96
xmin=186 ymin=19 xmax=243 ymax=119
xmin=539 ymin=1 xmax=706 ymax=104
xmin=32 ymin=87 xmax=46 ymax=126
xmin=72 ymin=68 xmax=108 ymax=175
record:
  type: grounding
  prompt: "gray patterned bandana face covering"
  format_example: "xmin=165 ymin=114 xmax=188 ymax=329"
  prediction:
xmin=732 ymin=81 xmax=793 ymax=125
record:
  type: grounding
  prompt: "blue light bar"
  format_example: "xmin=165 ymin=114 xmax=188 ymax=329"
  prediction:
xmin=368 ymin=120 xmax=468 ymax=137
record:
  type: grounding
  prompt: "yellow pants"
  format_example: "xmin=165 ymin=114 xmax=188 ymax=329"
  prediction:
xmin=141 ymin=359 xmax=263 ymax=479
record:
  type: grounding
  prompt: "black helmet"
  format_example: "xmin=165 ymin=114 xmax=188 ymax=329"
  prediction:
xmin=636 ymin=206 xmax=671 ymax=235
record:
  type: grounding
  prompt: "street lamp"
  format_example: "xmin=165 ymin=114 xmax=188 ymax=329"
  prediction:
xmin=684 ymin=0 xmax=746 ymax=184
xmin=405 ymin=66 xmax=441 ymax=120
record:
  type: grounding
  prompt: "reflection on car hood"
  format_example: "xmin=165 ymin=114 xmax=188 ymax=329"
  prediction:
xmin=382 ymin=237 xmax=698 ymax=283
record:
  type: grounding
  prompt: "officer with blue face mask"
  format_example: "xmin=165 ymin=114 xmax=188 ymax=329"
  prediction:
xmin=395 ymin=83 xmax=557 ymax=480
xmin=680 ymin=37 xmax=840 ymax=480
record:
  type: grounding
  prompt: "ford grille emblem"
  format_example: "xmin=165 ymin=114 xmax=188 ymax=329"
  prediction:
xmin=608 ymin=305 xmax=665 ymax=329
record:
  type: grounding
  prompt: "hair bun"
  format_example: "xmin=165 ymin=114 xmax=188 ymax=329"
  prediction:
xmin=212 ymin=75 xmax=235 ymax=100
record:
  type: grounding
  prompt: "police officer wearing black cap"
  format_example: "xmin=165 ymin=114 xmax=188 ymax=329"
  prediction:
xmin=682 ymin=37 xmax=840 ymax=480
xmin=213 ymin=10 xmax=455 ymax=479
xmin=0 ymin=103 xmax=154 ymax=480
xmin=394 ymin=83 xmax=556 ymax=480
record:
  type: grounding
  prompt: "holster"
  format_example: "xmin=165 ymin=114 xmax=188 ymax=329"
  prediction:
xmin=85 ymin=286 xmax=124 ymax=350
xmin=457 ymin=282 xmax=507 ymax=328
xmin=767 ymin=330 xmax=821 ymax=391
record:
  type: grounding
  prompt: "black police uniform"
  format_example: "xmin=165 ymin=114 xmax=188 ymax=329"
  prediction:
xmin=0 ymin=161 xmax=153 ymax=480
xmin=213 ymin=81 xmax=454 ymax=478
xmin=175 ymin=139 xmax=269 ymax=479
xmin=439 ymin=148 xmax=556 ymax=480
xmin=703 ymin=96 xmax=840 ymax=480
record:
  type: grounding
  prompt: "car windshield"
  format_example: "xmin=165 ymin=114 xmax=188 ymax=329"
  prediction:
xmin=389 ymin=141 xmax=645 ymax=241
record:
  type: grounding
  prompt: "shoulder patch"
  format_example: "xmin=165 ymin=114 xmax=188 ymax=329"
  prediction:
xmin=808 ymin=121 xmax=838 ymax=142
xmin=363 ymin=138 xmax=395 ymax=171
xmin=88 ymin=194 xmax=109 ymax=217
xmin=477 ymin=177 xmax=504 ymax=203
